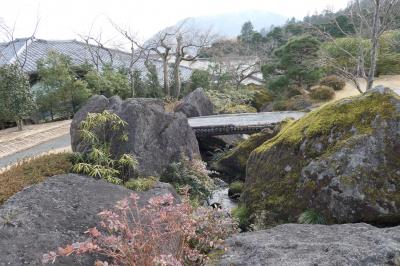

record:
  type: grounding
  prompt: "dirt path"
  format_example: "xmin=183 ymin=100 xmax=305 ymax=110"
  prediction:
xmin=334 ymin=75 xmax=400 ymax=101
xmin=0 ymin=120 xmax=71 ymax=159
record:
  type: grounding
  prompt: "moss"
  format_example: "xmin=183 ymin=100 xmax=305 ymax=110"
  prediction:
xmin=247 ymin=85 xmax=274 ymax=110
xmin=244 ymin=89 xmax=400 ymax=226
xmin=212 ymin=128 xmax=276 ymax=180
xmin=255 ymin=91 xmax=399 ymax=155
xmin=228 ymin=181 xmax=244 ymax=198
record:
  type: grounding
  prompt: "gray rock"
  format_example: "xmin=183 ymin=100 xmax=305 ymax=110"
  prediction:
xmin=175 ymin=88 xmax=214 ymax=117
xmin=245 ymin=87 xmax=400 ymax=226
xmin=219 ymin=223 xmax=400 ymax=266
xmin=71 ymin=95 xmax=200 ymax=176
xmin=0 ymin=174 xmax=179 ymax=266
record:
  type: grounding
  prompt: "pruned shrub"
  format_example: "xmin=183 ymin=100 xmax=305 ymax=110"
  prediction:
xmin=310 ymin=85 xmax=335 ymax=101
xmin=42 ymin=193 xmax=238 ymax=265
xmin=319 ymin=75 xmax=346 ymax=91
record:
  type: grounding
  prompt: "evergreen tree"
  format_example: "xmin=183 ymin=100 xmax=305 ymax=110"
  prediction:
xmin=0 ymin=64 xmax=35 ymax=130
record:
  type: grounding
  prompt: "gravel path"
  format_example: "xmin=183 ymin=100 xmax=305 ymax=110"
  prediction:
xmin=0 ymin=134 xmax=71 ymax=169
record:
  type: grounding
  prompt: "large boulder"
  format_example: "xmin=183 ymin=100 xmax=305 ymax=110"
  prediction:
xmin=71 ymin=95 xmax=200 ymax=176
xmin=245 ymin=87 xmax=400 ymax=226
xmin=0 ymin=174 xmax=179 ymax=265
xmin=219 ymin=223 xmax=400 ymax=266
xmin=211 ymin=128 xmax=277 ymax=181
xmin=174 ymin=88 xmax=214 ymax=117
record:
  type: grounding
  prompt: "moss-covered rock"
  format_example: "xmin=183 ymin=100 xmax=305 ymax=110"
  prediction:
xmin=244 ymin=87 xmax=400 ymax=227
xmin=247 ymin=85 xmax=274 ymax=111
xmin=211 ymin=127 xmax=277 ymax=181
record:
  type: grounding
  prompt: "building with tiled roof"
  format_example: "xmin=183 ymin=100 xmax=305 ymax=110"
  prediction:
xmin=0 ymin=38 xmax=192 ymax=82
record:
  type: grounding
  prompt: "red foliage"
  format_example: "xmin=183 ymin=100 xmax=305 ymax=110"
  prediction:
xmin=43 ymin=193 xmax=237 ymax=266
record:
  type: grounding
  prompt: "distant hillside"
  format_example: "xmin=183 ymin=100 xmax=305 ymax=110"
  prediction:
xmin=176 ymin=10 xmax=287 ymax=38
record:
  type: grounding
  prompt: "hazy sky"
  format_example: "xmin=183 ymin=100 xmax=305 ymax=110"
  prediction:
xmin=0 ymin=0 xmax=349 ymax=45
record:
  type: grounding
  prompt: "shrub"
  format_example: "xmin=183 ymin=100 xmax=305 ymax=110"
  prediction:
xmin=228 ymin=181 xmax=244 ymax=198
xmin=298 ymin=210 xmax=325 ymax=224
xmin=0 ymin=153 xmax=72 ymax=205
xmin=124 ymin=176 xmax=159 ymax=191
xmin=42 ymin=193 xmax=238 ymax=265
xmin=319 ymin=75 xmax=346 ymax=91
xmin=161 ymin=157 xmax=215 ymax=201
xmin=220 ymin=104 xmax=257 ymax=114
xmin=205 ymin=86 xmax=256 ymax=114
xmin=72 ymin=111 xmax=138 ymax=184
xmin=190 ymin=69 xmax=211 ymax=90
xmin=309 ymin=85 xmax=335 ymax=101
xmin=232 ymin=205 xmax=251 ymax=231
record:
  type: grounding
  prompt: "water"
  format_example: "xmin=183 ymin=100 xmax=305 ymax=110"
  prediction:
xmin=209 ymin=187 xmax=237 ymax=211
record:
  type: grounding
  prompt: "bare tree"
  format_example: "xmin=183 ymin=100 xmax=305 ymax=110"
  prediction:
xmin=0 ymin=17 xmax=40 ymax=69
xmin=79 ymin=28 xmax=115 ymax=71
xmin=111 ymin=21 xmax=149 ymax=97
xmin=315 ymin=0 xmax=400 ymax=92
xmin=147 ymin=21 xmax=214 ymax=97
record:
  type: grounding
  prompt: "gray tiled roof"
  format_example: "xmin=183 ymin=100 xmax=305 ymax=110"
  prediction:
xmin=0 ymin=38 xmax=192 ymax=82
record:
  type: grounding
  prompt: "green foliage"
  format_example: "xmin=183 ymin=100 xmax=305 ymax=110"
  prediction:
xmin=228 ymin=181 xmax=244 ymax=195
xmin=221 ymin=104 xmax=257 ymax=114
xmin=134 ymin=63 xmax=163 ymax=98
xmin=298 ymin=210 xmax=325 ymax=224
xmin=0 ymin=64 xmax=35 ymax=129
xmin=36 ymin=51 xmax=90 ymax=120
xmin=264 ymin=36 xmax=323 ymax=94
xmin=310 ymin=85 xmax=335 ymax=101
xmin=319 ymin=75 xmax=346 ymax=91
xmin=161 ymin=157 xmax=215 ymax=201
xmin=84 ymin=65 xmax=131 ymax=99
xmin=190 ymin=69 xmax=210 ymax=90
xmin=239 ymin=21 xmax=255 ymax=43
xmin=321 ymin=37 xmax=371 ymax=74
xmin=124 ymin=176 xmax=158 ymax=191
xmin=72 ymin=111 xmax=138 ymax=184
xmin=232 ymin=205 xmax=251 ymax=231
xmin=206 ymin=86 xmax=258 ymax=114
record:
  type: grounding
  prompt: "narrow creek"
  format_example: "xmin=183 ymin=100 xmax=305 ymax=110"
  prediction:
xmin=209 ymin=186 xmax=237 ymax=211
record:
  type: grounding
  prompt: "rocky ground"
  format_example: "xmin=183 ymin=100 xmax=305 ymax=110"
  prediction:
xmin=0 ymin=174 xmax=178 ymax=266
xmin=220 ymin=223 xmax=400 ymax=266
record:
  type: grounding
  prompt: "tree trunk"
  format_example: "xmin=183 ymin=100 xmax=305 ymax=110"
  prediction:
xmin=173 ymin=64 xmax=181 ymax=98
xmin=162 ymin=58 xmax=170 ymax=96
xmin=16 ymin=119 xmax=23 ymax=131
xmin=173 ymin=36 xmax=183 ymax=98
xmin=366 ymin=0 xmax=381 ymax=91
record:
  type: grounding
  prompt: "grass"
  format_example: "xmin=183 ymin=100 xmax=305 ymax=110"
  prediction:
xmin=0 ymin=153 xmax=72 ymax=205
xmin=124 ymin=176 xmax=159 ymax=191
xmin=232 ymin=205 xmax=251 ymax=231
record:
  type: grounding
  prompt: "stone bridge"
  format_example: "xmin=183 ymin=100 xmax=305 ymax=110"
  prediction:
xmin=188 ymin=111 xmax=305 ymax=137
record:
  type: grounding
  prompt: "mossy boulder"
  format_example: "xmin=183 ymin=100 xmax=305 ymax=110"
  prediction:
xmin=244 ymin=87 xmax=400 ymax=227
xmin=247 ymin=85 xmax=274 ymax=111
xmin=212 ymin=128 xmax=277 ymax=181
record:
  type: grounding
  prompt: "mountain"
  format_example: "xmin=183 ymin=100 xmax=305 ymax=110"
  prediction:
xmin=176 ymin=10 xmax=287 ymax=38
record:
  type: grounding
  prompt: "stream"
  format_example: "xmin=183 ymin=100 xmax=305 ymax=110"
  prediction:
xmin=208 ymin=187 xmax=237 ymax=211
